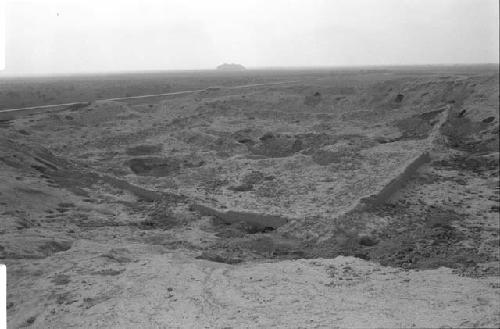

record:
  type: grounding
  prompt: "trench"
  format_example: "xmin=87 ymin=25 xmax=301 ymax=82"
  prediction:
xmin=194 ymin=107 xmax=474 ymax=271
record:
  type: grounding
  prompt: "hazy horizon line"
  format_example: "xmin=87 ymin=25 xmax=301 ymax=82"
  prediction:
xmin=1 ymin=62 xmax=498 ymax=78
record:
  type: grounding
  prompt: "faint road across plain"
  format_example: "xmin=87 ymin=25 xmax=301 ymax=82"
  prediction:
xmin=0 ymin=80 xmax=298 ymax=120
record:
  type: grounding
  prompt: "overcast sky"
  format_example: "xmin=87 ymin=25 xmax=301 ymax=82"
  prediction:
xmin=1 ymin=0 xmax=498 ymax=75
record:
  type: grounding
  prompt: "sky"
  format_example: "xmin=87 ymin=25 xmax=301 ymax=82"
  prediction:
xmin=1 ymin=0 xmax=499 ymax=75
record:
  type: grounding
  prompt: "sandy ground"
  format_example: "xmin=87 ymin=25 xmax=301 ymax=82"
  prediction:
xmin=1 ymin=68 xmax=499 ymax=328
xmin=6 ymin=243 xmax=500 ymax=328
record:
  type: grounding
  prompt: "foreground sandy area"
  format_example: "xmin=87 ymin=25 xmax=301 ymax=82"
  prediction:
xmin=7 ymin=242 xmax=500 ymax=328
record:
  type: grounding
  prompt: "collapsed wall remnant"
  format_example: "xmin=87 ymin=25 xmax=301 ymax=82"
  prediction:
xmin=353 ymin=107 xmax=450 ymax=212
xmin=357 ymin=152 xmax=431 ymax=209
xmin=192 ymin=204 xmax=289 ymax=230
xmin=193 ymin=108 xmax=451 ymax=236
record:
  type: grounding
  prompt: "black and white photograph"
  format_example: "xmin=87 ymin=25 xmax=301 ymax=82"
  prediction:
xmin=0 ymin=0 xmax=499 ymax=328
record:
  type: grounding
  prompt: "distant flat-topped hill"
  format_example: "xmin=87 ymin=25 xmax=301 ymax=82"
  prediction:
xmin=216 ymin=63 xmax=246 ymax=71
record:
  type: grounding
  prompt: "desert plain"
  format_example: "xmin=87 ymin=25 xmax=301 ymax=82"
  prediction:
xmin=0 ymin=66 xmax=499 ymax=328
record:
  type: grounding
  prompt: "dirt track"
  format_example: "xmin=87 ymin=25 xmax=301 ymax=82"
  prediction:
xmin=0 ymin=80 xmax=297 ymax=120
